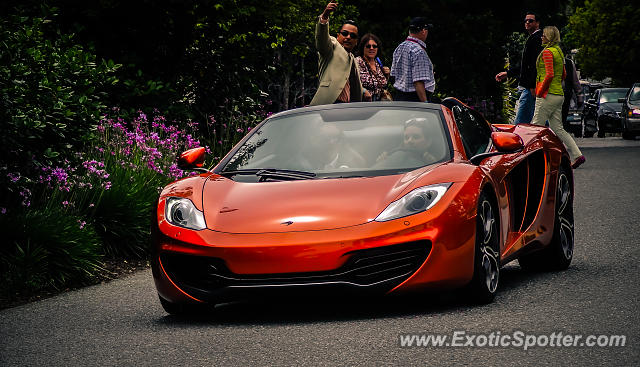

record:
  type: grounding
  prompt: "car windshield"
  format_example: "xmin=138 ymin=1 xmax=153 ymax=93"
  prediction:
xmin=629 ymin=86 xmax=640 ymax=102
xmin=599 ymin=89 xmax=628 ymax=103
xmin=221 ymin=106 xmax=451 ymax=179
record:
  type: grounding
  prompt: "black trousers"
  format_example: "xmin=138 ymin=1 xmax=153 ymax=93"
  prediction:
xmin=394 ymin=90 xmax=432 ymax=102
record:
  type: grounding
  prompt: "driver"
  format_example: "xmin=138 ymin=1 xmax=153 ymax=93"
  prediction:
xmin=299 ymin=123 xmax=366 ymax=170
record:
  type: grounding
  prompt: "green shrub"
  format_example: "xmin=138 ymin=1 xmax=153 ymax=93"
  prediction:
xmin=0 ymin=208 xmax=102 ymax=299
xmin=0 ymin=9 xmax=119 ymax=199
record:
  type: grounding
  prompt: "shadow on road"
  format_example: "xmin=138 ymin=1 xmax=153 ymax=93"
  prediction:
xmin=153 ymin=263 xmax=580 ymax=326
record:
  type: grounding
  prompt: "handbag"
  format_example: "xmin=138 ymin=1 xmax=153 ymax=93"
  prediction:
xmin=380 ymin=89 xmax=393 ymax=101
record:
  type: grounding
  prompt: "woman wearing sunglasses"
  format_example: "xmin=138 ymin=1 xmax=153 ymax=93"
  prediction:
xmin=356 ymin=34 xmax=391 ymax=101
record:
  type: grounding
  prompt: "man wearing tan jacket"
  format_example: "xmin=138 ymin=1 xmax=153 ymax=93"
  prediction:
xmin=310 ymin=1 xmax=365 ymax=106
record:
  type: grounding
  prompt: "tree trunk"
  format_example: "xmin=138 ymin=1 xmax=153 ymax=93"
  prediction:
xmin=283 ymin=71 xmax=290 ymax=111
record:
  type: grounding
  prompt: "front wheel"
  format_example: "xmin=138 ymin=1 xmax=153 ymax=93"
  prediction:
xmin=467 ymin=192 xmax=500 ymax=304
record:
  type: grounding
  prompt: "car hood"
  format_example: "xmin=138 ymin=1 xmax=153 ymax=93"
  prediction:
xmin=201 ymin=167 xmax=441 ymax=233
xmin=600 ymin=102 xmax=622 ymax=112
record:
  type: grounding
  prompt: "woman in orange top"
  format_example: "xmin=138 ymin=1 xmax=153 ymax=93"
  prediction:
xmin=531 ymin=26 xmax=585 ymax=169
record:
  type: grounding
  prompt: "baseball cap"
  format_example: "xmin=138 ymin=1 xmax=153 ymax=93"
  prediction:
xmin=409 ymin=17 xmax=433 ymax=31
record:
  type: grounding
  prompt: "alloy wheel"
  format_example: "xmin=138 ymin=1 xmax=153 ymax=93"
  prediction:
xmin=479 ymin=199 xmax=499 ymax=293
xmin=556 ymin=172 xmax=574 ymax=260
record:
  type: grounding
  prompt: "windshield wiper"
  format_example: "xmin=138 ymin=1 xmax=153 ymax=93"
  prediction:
xmin=219 ymin=168 xmax=316 ymax=181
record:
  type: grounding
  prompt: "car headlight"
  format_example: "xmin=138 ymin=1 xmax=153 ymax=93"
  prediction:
xmin=375 ymin=183 xmax=452 ymax=222
xmin=165 ymin=197 xmax=206 ymax=230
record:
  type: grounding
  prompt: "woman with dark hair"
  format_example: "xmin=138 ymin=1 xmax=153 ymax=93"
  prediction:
xmin=355 ymin=33 xmax=391 ymax=101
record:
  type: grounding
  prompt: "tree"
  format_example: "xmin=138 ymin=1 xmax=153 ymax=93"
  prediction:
xmin=566 ymin=0 xmax=640 ymax=85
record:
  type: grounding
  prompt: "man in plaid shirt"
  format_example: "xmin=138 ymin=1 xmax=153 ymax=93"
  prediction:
xmin=390 ymin=17 xmax=435 ymax=102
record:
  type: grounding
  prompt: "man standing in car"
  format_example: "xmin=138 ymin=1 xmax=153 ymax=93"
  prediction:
xmin=495 ymin=12 xmax=543 ymax=124
xmin=310 ymin=1 xmax=365 ymax=106
xmin=390 ymin=17 xmax=435 ymax=102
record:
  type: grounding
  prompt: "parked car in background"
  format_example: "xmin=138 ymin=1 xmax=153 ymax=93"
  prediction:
xmin=619 ymin=83 xmax=640 ymax=140
xmin=565 ymin=110 xmax=583 ymax=137
xmin=582 ymin=87 xmax=629 ymax=138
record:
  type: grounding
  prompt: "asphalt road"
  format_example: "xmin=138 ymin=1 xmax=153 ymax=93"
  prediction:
xmin=1 ymin=137 xmax=639 ymax=366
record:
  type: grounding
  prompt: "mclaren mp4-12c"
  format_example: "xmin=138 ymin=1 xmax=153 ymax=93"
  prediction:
xmin=151 ymin=99 xmax=575 ymax=314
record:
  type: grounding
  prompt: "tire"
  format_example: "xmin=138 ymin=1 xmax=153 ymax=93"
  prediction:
xmin=519 ymin=165 xmax=574 ymax=271
xmin=583 ymin=119 xmax=596 ymax=138
xmin=159 ymin=295 xmax=213 ymax=316
xmin=622 ymin=124 xmax=635 ymax=140
xmin=573 ymin=130 xmax=582 ymax=138
xmin=467 ymin=192 xmax=500 ymax=304
xmin=597 ymin=120 xmax=605 ymax=138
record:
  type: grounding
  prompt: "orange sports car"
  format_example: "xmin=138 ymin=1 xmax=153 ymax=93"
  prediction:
xmin=151 ymin=99 xmax=575 ymax=314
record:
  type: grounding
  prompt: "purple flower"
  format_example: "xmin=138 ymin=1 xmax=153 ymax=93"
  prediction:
xmin=168 ymin=163 xmax=183 ymax=180
xmin=8 ymin=172 xmax=21 ymax=183
xmin=0 ymin=207 xmax=6 ymax=214
xmin=51 ymin=167 xmax=68 ymax=185
xmin=78 ymin=220 xmax=86 ymax=229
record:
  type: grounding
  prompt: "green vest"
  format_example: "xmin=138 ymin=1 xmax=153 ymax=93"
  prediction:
xmin=536 ymin=45 xmax=564 ymax=96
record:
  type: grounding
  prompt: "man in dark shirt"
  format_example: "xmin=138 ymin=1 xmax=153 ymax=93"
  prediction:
xmin=496 ymin=12 xmax=543 ymax=124
xmin=562 ymin=57 xmax=584 ymax=126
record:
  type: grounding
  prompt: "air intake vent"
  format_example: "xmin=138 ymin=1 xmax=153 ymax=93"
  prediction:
xmin=160 ymin=240 xmax=431 ymax=295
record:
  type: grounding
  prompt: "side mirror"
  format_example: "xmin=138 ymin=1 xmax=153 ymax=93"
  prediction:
xmin=177 ymin=147 xmax=206 ymax=170
xmin=618 ymin=98 xmax=626 ymax=103
xmin=492 ymin=131 xmax=524 ymax=152
xmin=469 ymin=132 xmax=523 ymax=165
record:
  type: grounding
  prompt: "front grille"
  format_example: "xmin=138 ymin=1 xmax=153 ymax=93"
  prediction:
xmin=160 ymin=241 xmax=431 ymax=296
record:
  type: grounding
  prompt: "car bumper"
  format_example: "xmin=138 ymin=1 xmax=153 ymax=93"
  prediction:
xmin=564 ymin=115 xmax=582 ymax=133
xmin=152 ymin=188 xmax=477 ymax=304
xmin=598 ymin=115 xmax=622 ymax=132
xmin=625 ymin=117 xmax=640 ymax=133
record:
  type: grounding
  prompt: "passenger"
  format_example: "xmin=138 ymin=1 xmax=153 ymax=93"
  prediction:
xmin=375 ymin=118 xmax=439 ymax=168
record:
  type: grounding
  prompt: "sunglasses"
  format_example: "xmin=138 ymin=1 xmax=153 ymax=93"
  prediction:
xmin=525 ymin=19 xmax=536 ymax=24
xmin=339 ymin=30 xmax=359 ymax=39
xmin=365 ymin=44 xmax=378 ymax=49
